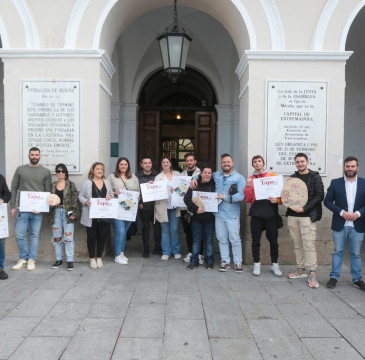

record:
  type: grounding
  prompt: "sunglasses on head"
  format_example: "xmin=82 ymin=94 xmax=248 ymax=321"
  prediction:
xmin=56 ymin=170 xmax=65 ymax=174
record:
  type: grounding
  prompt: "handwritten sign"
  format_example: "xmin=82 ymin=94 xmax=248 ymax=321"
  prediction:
xmin=253 ymin=175 xmax=284 ymax=200
xmin=19 ymin=191 xmax=50 ymax=212
xmin=140 ymin=181 xmax=168 ymax=202
xmin=171 ymin=176 xmax=191 ymax=207
xmin=115 ymin=190 xmax=139 ymax=221
xmin=192 ymin=191 xmax=219 ymax=213
xmin=281 ymin=177 xmax=308 ymax=210
xmin=89 ymin=198 xmax=118 ymax=219
xmin=0 ymin=203 xmax=9 ymax=238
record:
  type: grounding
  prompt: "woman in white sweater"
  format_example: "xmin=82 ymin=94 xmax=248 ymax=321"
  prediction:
xmin=154 ymin=156 xmax=182 ymax=261
xmin=107 ymin=157 xmax=139 ymax=265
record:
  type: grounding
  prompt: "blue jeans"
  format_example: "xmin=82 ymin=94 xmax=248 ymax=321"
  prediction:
xmin=52 ymin=208 xmax=75 ymax=262
xmin=0 ymin=239 xmax=4 ymax=269
xmin=161 ymin=208 xmax=181 ymax=256
xmin=14 ymin=210 xmax=44 ymax=260
xmin=330 ymin=226 xmax=364 ymax=283
xmin=112 ymin=219 xmax=132 ymax=256
xmin=215 ymin=217 xmax=242 ymax=264
xmin=190 ymin=219 xmax=214 ymax=266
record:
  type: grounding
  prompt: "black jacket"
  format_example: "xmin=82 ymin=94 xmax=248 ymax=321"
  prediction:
xmin=286 ymin=169 xmax=324 ymax=222
xmin=136 ymin=168 xmax=158 ymax=212
xmin=0 ymin=174 xmax=11 ymax=204
xmin=183 ymin=176 xmax=215 ymax=223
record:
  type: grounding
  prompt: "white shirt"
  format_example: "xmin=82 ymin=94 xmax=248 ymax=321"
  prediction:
xmin=164 ymin=175 xmax=173 ymax=209
xmin=340 ymin=176 xmax=360 ymax=227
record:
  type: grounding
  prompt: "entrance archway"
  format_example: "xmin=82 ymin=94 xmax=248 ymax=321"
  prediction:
xmin=344 ymin=6 xmax=365 ymax=176
xmin=138 ymin=68 xmax=217 ymax=171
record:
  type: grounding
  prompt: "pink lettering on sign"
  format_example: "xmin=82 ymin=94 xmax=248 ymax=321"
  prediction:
xmin=97 ymin=200 xmax=111 ymax=206
xmin=260 ymin=179 xmax=277 ymax=186
xmin=198 ymin=194 xmax=209 ymax=200
xmin=27 ymin=193 xmax=41 ymax=200
xmin=146 ymin=184 xmax=159 ymax=190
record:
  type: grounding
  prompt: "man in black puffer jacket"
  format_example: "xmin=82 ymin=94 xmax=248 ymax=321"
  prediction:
xmin=136 ymin=156 xmax=161 ymax=258
xmin=286 ymin=153 xmax=324 ymax=289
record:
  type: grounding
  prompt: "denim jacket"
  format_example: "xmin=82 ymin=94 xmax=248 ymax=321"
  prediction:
xmin=213 ymin=170 xmax=246 ymax=219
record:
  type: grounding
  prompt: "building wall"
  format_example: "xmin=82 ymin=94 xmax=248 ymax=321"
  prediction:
xmin=0 ymin=0 xmax=364 ymax=262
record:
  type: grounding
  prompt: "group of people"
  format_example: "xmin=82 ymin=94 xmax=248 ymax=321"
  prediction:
xmin=0 ymin=147 xmax=364 ymax=293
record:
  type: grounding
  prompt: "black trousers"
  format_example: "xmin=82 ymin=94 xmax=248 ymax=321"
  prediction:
xmin=181 ymin=210 xmax=193 ymax=253
xmin=86 ymin=219 xmax=108 ymax=258
xmin=140 ymin=209 xmax=161 ymax=251
xmin=250 ymin=216 xmax=279 ymax=263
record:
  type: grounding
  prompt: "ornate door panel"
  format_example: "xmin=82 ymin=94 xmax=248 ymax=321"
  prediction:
xmin=195 ymin=112 xmax=216 ymax=170
xmin=138 ymin=111 xmax=160 ymax=170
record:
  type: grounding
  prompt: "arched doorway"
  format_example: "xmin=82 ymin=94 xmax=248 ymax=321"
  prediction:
xmin=138 ymin=68 xmax=217 ymax=170
xmin=344 ymin=6 xmax=365 ymax=177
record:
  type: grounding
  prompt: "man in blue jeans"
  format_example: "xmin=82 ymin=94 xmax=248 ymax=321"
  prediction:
xmin=324 ymin=156 xmax=365 ymax=291
xmin=0 ymin=173 xmax=11 ymax=279
xmin=10 ymin=147 xmax=52 ymax=271
xmin=214 ymin=154 xmax=246 ymax=273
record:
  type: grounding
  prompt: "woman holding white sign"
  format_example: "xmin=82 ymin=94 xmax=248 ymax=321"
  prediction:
xmin=49 ymin=164 xmax=80 ymax=271
xmin=79 ymin=162 xmax=113 ymax=270
xmin=154 ymin=156 xmax=182 ymax=260
xmin=107 ymin=157 xmax=139 ymax=265
xmin=0 ymin=173 xmax=11 ymax=280
xmin=183 ymin=164 xmax=216 ymax=270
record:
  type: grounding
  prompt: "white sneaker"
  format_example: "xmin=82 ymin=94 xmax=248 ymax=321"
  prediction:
xmin=27 ymin=259 xmax=36 ymax=271
xmin=253 ymin=262 xmax=261 ymax=276
xmin=120 ymin=252 xmax=128 ymax=262
xmin=161 ymin=255 xmax=169 ymax=261
xmin=96 ymin=258 xmax=103 ymax=269
xmin=90 ymin=258 xmax=97 ymax=270
xmin=199 ymin=254 xmax=205 ymax=265
xmin=271 ymin=263 xmax=282 ymax=277
xmin=12 ymin=259 xmax=27 ymax=270
xmin=183 ymin=253 xmax=192 ymax=263
xmin=115 ymin=254 xmax=128 ymax=265
xmin=174 ymin=254 xmax=182 ymax=260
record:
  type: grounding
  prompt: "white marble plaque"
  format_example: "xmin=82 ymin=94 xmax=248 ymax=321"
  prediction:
xmin=266 ymin=81 xmax=327 ymax=175
xmin=22 ymin=81 xmax=81 ymax=173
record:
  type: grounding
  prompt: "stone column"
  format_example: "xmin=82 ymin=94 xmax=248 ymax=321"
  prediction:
xmin=215 ymin=104 xmax=234 ymax=164
xmin=118 ymin=103 xmax=138 ymax=172
xmin=1 ymin=50 xmax=115 ymax=260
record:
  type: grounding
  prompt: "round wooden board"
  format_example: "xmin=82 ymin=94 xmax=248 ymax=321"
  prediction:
xmin=281 ymin=177 xmax=308 ymax=210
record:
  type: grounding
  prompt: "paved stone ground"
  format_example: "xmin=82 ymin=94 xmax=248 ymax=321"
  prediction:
xmin=0 ymin=236 xmax=365 ymax=360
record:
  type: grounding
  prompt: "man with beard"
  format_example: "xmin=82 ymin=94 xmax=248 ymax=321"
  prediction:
xmin=324 ymin=156 xmax=365 ymax=291
xmin=136 ymin=156 xmax=161 ymax=258
xmin=287 ymin=153 xmax=324 ymax=288
xmin=10 ymin=147 xmax=52 ymax=271
xmin=180 ymin=153 xmax=201 ymax=264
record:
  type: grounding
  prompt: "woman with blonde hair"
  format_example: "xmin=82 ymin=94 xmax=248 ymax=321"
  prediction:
xmin=154 ymin=156 xmax=182 ymax=260
xmin=79 ymin=162 xmax=113 ymax=269
xmin=107 ymin=157 xmax=139 ymax=265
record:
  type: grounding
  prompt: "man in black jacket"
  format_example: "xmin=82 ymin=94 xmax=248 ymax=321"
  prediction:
xmin=286 ymin=153 xmax=324 ymax=288
xmin=137 ymin=156 xmax=161 ymax=258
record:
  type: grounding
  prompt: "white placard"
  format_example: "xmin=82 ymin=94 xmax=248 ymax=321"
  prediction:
xmin=171 ymin=176 xmax=191 ymax=207
xmin=115 ymin=190 xmax=139 ymax=222
xmin=89 ymin=198 xmax=118 ymax=219
xmin=192 ymin=191 xmax=219 ymax=213
xmin=140 ymin=181 xmax=168 ymax=202
xmin=19 ymin=191 xmax=50 ymax=212
xmin=22 ymin=80 xmax=81 ymax=173
xmin=253 ymin=175 xmax=284 ymax=200
xmin=266 ymin=81 xmax=327 ymax=175
xmin=0 ymin=203 xmax=9 ymax=238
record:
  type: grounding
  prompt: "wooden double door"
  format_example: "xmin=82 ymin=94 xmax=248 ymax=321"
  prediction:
xmin=138 ymin=110 xmax=216 ymax=171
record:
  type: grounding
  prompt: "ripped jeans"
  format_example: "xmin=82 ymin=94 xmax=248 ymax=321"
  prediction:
xmin=52 ymin=207 xmax=75 ymax=262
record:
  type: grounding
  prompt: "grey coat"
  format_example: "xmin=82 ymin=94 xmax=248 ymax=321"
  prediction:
xmin=78 ymin=179 xmax=113 ymax=227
